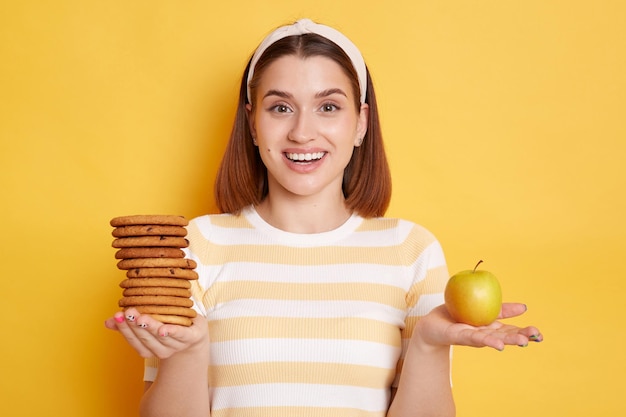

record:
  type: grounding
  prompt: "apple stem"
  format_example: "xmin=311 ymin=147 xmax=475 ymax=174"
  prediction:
xmin=473 ymin=260 xmax=483 ymax=272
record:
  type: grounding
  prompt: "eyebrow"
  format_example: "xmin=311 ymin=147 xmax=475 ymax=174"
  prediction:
xmin=315 ymin=88 xmax=347 ymax=99
xmin=263 ymin=88 xmax=348 ymax=100
xmin=263 ymin=89 xmax=292 ymax=99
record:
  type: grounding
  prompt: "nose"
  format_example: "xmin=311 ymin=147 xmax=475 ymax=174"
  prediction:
xmin=288 ymin=110 xmax=315 ymax=143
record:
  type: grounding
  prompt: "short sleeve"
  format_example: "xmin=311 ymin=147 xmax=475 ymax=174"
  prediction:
xmin=392 ymin=232 xmax=449 ymax=388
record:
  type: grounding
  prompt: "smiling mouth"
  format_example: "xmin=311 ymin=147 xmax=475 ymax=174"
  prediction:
xmin=285 ymin=152 xmax=326 ymax=162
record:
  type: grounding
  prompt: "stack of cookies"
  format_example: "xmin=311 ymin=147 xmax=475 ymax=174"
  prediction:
xmin=110 ymin=215 xmax=198 ymax=326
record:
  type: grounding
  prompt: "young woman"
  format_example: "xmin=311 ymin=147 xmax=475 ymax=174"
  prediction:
xmin=105 ymin=19 xmax=542 ymax=417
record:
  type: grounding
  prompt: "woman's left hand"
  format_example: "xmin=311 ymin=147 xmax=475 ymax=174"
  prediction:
xmin=415 ymin=303 xmax=543 ymax=351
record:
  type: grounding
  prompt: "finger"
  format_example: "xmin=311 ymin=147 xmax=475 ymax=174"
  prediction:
xmin=458 ymin=328 xmax=505 ymax=351
xmin=499 ymin=303 xmax=528 ymax=319
xmin=517 ymin=326 xmax=544 ymax=343
xmin=131 ymin=314 xmax=194 ymax=358
xmin=499 ymin=328 xmax=532 ymax=347
xmin=149 ymin=318 xmax=209 ymax=356
xmin=104 ymin=311 xmax=125 ymax=330
xmin=489 ymin=323 xmax=543 ymax=348
xmin=458 ymin=323 xmax=526 ymax=350
xmin=114 ymin=308 xmax=161 ymax=358
xmin=157 ymin=315 xmax=204 ymax=343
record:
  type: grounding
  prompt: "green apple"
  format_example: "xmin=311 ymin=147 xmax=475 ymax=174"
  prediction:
xmin=444 ymin=260 xmax=502 ymax=326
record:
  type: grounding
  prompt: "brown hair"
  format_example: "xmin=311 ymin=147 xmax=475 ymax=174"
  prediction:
xmin=214 ymin=33 xmax=392 ymax=217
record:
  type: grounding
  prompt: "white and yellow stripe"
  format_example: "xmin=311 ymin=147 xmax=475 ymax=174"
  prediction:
xmin=145 ymin=206 xmax=448 ymax=416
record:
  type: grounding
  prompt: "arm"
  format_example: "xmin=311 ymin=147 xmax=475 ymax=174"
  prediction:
xmin=139 ymin=330 xmax=210 ymax=417
xmin=387 ymin=323 xmax=454 ymax=417
xmin=388 ymin=304 xmax=543 ymax=417
xmin=105 ymin=308 xmax=211 ymax=417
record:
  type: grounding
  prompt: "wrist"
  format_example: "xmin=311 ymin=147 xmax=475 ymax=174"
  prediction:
xmin=410 ymin=319 xmax=450 ymax=356
xmin=180 ymin=336 xmax=211 ymax=359
xmin=157 ymin=331 xmax=211 ymax=366
xmin=158 ymin=339 xmax=210 ymax=378
xmin=410 ymin=335 xmax=450 ymax=357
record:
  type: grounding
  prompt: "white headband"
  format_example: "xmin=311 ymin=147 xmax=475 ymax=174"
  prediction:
xmin=246 ymin=19 xmax=367 ymax=104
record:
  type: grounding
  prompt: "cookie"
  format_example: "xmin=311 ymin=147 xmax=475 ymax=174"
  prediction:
xmin=112 ymin=225 xmax=187 ymax=238
xmin=116 ymin=257 xmax=197 ymax=270
xmin=110 ymin=215 xmax=189 ymax=227
xmin=122 ymin=287 xmax=192 ymax=298
xmin=126 ymin=267 xmax=199 ymax=280
xmin=134 ymin=305 xmax=198 ymax=318
xmin=119 ymin=295 xmax=194 ymax=308
xmin=119 ymin=278 xmax=192 ymax=289
xmin=112 ymin=236 xmax=189 ymax=248
xmin=148 ymin=314 xmax=193 ymax=326
xmin=115 ymin=247 xmax=186 ymax=259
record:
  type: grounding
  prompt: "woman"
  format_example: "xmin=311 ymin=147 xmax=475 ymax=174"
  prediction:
xmin=105 ymin=19 xmax=542 ymax=417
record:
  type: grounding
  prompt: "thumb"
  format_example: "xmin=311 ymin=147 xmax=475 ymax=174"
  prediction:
xmin=499 ymin=302 xmax=528 ymax=319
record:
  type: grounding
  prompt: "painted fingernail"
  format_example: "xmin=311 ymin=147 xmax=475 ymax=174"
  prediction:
xmin=139 ymin=322 xmax=148 ymax=329
xmin=529 ymin=334 xmax=541 ymax=341
xmin=126 ymin=314 xmax=135 ymax=322
xmin=114 ymin=315 xmax=125 ymax=323
xmin=160 ymin=331 xmax=169 ymax=337
xmin=518 ymin=343 xmax=528 ymax=347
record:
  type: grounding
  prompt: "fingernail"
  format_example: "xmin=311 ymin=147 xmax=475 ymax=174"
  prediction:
xmin=160 ymin=331 xmax=169 ymax=337
xmin=114 ymin=315 xmax=125 ymax=323
xmin=529 ymin=334 xmax=541 ymax=341
xmin=126 ymin=314 xmax=135 ymax=322
xmin=518 ymin=343 xmax=528 ymax=348
xmin=138 ymin=322 xmax=148 ymax=329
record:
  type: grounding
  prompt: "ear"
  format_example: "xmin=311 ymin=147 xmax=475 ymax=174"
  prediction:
xmin=245 ymin=103 xmax=257 ymax=139
xmin=354 ymin=103 xmax=369 ymax=147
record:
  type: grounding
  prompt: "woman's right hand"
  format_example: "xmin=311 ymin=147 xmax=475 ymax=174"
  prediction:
xmin=104 ymin=308 xmax=209 ymax=359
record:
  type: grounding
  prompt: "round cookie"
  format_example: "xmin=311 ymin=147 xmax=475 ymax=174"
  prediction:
xmin=112 ymin=236 xmax=189 ymax=248
xmin=119 ymin=295 xmax=194 ymax=308
xmin=126 ymin=267 xmax=199 ymax=280
xmin=134 ymin=305 xmax=198 ymax=318
xmin=115 ymin=247 xmax=186 ymax=259
xmin=112 ymin=225 xmax=187 ymax=238
xmin=119 ymin=278 xmax=192 ymax=289
xmin=148 ymin=314 xmax=193 ymax=326
xmin=117 ymin=257 xmax=197 ymax=270
xmin=110 ymin=215 xmax=188 ymax=227
xmin=122 ymin=287 xmax=192 ymax=298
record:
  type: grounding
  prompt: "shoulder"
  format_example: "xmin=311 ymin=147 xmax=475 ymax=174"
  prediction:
xmin=184 ymin=211 xmax=254 ymax=248
xmin=357 ymin=216 xmax=444 ymax=265
xmin=189 ymin=210 xmax=253 ymax=232
xmin=357 ymin=216 xmax=438 ymax=244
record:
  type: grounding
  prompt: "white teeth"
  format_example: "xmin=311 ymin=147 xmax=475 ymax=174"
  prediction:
xmin=286 ymin=152 xmax=325 ymax=161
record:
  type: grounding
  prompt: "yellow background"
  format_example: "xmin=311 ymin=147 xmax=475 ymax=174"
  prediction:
xmin=1 ymin=1 xmax=624 ymax=416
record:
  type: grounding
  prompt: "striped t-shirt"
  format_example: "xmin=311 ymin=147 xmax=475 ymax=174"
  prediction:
xmin=145 ymin=206 xmax=449 ymax=416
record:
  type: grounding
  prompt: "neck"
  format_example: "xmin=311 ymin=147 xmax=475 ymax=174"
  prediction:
xmin=255 ymin=193 xmax=352 ymax=234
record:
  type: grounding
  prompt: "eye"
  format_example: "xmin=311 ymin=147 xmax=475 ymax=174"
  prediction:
xmin=320 ymin=102 xmax=339 ymax=112
xmin=270 ymin=104 xmax=292 ymax=113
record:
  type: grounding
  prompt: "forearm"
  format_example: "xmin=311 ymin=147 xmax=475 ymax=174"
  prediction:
xmin=387 ymin=339 xmax=455 ymax=417
xmin=140 ymin=344 xmax=211 ymax=417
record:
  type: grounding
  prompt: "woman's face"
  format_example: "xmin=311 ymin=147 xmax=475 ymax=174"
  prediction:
xmin=247 ymin=54 xmax=368 ymax=203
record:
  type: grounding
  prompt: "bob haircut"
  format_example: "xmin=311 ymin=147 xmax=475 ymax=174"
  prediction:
xmin=214 ymin=33 xmax=392 ymax=218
